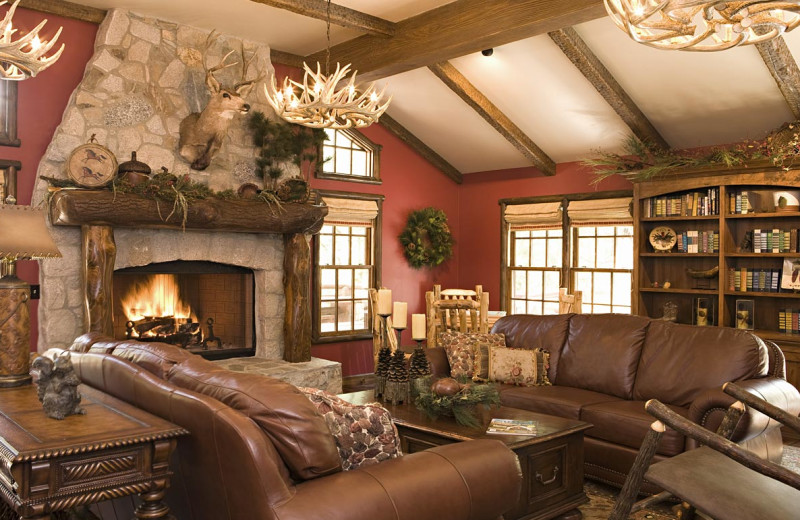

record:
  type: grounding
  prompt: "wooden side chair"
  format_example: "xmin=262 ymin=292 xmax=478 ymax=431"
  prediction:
xmin=425 ymin=285 xmax=489 ymax=348
xmin=610 ymin=382 xmax=800 ymax=520
xmin=558 ymin=288 xmax=582 ymax=314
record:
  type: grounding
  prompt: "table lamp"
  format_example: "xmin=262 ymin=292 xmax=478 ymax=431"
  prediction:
xmin=0 ymin=205 xmax=61 ymax=387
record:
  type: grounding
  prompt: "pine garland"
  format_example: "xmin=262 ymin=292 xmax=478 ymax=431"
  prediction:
xmin=415 ymin=381 xmax=500 ymax=428
xmin=247 ymin=110 xmax=327 ymax=182
xmin=399 ymin=207 xmax=454 ymax=269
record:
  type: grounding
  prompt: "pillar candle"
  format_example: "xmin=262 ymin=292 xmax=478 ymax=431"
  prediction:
xmin=392 ymin=302 xmax=407 ymax=329
xmin=377 ymin=289 xmax=392 ymax=315
xmin=412 ymin=314 xmax=426 ymax=340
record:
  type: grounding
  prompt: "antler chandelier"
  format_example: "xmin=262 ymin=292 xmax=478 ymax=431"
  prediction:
xmin=265 ymin=0 xmax=391 ymax=128
xmin=0 ymin=0 xmax=64 ymax=80
xmin=604 ymin=1 xmax=800 ymax=51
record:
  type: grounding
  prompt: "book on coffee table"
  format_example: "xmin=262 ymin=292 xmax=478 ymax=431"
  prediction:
xmin=486 ymin=418 xmax=538 ymax=436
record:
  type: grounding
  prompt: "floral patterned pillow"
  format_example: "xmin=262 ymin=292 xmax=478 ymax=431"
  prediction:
xmin=441 ymin=332 xmax=506 ymax=380
xmin=300 ymin=387 xmax=402 ymax=471
xmin=488 ymin=346 xmax=551 ymax=387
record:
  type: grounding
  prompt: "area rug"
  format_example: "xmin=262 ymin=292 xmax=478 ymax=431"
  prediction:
xmin=578 ymin=446 xmax=800 ymax=519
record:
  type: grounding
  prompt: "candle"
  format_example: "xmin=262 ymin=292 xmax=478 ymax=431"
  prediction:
xmin=392 ymin=302 xmax=408 ymax=329
xmin=377 ymin=289 xmax=392 ymax=315
xmin=412 ymin=314 xmax=426 ymax=340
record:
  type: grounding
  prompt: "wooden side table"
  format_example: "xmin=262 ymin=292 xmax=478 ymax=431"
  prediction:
xmin=0 ymin=384 xmax=187 ymax=520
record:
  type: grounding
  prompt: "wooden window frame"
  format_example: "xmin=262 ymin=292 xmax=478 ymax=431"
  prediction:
xmin=0 ymin=81 xmax=20 ymax=147
xmin=500 ymin=190 xmax=633 ymax=313
xmin=0 ymin=159 xmax=21 ymax=204
xmin=316 ymin=128 xmax=382 ymax=185
xmin=313 ymin=190 xmax=384 ymax=343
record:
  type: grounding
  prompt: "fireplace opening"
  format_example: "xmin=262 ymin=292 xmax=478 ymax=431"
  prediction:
xmin=113 ymin=261 xmax=255 ymax=360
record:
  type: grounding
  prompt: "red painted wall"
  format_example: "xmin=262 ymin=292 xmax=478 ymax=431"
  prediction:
xmin=9 ymin=9 xmax=98 ymax=350
xmin=458 ymin=163 xmax=632 ymax=310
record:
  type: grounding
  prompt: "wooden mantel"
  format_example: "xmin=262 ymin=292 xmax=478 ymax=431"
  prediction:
xmin=48 ymin=190 xmax=328 ymax=363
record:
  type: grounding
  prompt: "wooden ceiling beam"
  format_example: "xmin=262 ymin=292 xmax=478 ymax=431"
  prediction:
xmin=379 ymin=114 xmax=463 ymax=184
xmin=307 ymin=0 xmax=607 ymax=82
xmin=549 ymin=27 xmax=670 ymax=150
xmin=429 ymin=61 xmax=556 ymax=176
xmin=19 ymin=0 xmax=106 ymax=24
xmin=755 ymin=36 xmax=800 ymax=120
xmin=270 ymin=49 xmax=306 ymax=69
xmin=249 ymin=0 xmax=395 ymax=38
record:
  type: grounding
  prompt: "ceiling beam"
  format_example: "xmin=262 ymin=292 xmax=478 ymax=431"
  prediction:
xmin=429 ymin=61 xmax=556 ymax=176
xmin=249 ymin=0 xmax=395 ymax=38
xmin=549 ymin=27 xmax=670 ymax=150
xmin=19 ymin=0 xmax=106 ymax=24
xmin=307 ymin=0 xmax=607 ymax=82
xmin=270 ymin=49 xmax=306 ymax=69
xmin=755 ymin=36 xmax=800 ymax=120
xmin=379 ymin=114 xmax=463 ymax=184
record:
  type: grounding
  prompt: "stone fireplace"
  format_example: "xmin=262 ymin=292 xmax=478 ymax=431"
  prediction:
xmin=31 ymin=9 xmax=341 ymax=392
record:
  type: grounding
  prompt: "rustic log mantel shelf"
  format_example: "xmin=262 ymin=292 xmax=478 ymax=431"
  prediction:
xmin=47 ymin=189 xmax=325 ymax=363
xmin=48 ymin=189 xmax=328 ymax=235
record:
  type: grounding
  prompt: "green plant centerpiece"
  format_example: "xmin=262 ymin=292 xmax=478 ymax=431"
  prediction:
xmin=415 ymin=377 xmax=500 ymax=428
xmin=399 ymin=207 xmax=454 ymax=269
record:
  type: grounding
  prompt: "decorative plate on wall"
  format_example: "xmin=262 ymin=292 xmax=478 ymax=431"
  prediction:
xmin=649 ymin=226 xmax=677 ymax=252
xmin=66 ymin=140 xmax=118 ymax=188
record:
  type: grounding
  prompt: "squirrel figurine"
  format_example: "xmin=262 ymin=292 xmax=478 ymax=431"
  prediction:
xmin=30 ymin=351 xmax=85 ymax=420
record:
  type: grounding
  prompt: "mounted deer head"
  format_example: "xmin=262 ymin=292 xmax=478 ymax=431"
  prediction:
xmin=179 ymin=32 xmax=262 ymax=171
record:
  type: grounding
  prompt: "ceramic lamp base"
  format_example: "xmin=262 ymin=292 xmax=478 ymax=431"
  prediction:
xmin=0 ymin=275 xmax=32 ymax=387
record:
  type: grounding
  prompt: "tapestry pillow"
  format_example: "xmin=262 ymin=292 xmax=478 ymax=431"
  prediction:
xmin=301 ymin=387 xmax=402 ymax=471
xmin=441 ymin=332 xmax=506 ymax=381
xmin=167 ymin=356 xmax=342 ymax=481
xmin=488 ymin=346 xmax=551 ymax=387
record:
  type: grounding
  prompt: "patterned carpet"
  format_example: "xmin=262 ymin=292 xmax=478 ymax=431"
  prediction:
xmin=578 ymin=446 xmax=800 ymax=519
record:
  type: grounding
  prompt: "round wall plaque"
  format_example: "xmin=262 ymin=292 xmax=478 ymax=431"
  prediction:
xmin=66 ymin=142 xmax=118 ymax=188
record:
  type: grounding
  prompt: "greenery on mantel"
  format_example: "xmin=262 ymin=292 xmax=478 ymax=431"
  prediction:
xmin=585 ymin=121 xmax=800 ymax=184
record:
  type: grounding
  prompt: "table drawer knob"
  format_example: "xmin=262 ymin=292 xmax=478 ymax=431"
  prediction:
xmin=535 ymin=465 xmax=559 ymax=486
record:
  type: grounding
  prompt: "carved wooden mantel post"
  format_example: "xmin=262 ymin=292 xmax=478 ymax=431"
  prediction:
xmin=82 ymin=225 xmax=115 ymax=336
xmin=283 ymin=233 xmax=311 ymax=363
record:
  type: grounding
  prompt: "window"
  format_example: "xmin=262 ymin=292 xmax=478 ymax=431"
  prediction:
xmin=314 ymin=192 xmax=383 ymax=342
xmin=501 ymin=194 xmax=633 ymax=316
xmin=317 ymin=128 xmax=381 ymax=184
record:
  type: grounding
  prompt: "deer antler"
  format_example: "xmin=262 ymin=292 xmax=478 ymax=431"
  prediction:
xmin=0 ymin=0 xmax=64 ymax=80
xmin=203 ymin=30 xmax=239 ymax=93
xmin=233 ymin=43 xmax=264 ymax=97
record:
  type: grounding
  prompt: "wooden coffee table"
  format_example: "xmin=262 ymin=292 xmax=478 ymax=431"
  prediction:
xmin=341 ymin=390 xmax=592 ymax=520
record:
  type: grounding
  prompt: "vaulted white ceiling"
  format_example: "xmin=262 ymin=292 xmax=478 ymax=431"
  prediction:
xmin=67 ymin=0 xmax=800 ymax=175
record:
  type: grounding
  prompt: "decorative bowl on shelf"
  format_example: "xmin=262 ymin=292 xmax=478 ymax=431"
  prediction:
xmin=649 ymin=226 xmax=676 ymax=252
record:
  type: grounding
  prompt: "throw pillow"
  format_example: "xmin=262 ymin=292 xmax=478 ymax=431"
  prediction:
xmin=441 ymin=332 xmax=506 ymax=381
xmin=488 ymin=346 xmax=551 ymax=387
xmin=301 ymin=388 xmax=402 ymax=471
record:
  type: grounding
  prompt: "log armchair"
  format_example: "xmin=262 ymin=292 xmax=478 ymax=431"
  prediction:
xmin=610 ymin=382 xmax=800 ymax=520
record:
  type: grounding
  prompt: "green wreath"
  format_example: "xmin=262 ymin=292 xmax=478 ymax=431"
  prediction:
xmin=399 ymin=207 xmax=454 ymax=269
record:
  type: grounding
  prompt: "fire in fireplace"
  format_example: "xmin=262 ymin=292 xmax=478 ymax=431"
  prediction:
xmin=113 ymin=261 xmax=255 ymax=359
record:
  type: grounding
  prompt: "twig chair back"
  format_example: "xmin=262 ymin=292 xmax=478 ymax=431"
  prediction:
xmin=425 ymin=285 xmax=488 ymax=348
xmin=558 ymin=288 xmax=582 ymax=314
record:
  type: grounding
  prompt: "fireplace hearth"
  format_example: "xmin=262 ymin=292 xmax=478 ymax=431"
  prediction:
xmin=113 ymin=261 xmax=255 ymax=359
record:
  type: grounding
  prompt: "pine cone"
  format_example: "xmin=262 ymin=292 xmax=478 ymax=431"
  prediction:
xmin=375 ymin=347 xmax=392 ymax=377
xmin=388 ymin=349 xmax=409 ymax=382
xmin=409 ymin=348 xmax=431 ymax=378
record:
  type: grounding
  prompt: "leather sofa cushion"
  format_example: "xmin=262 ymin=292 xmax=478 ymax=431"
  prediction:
xmin=634 ymin=322 xmax=769 ymax=407
xmin=70 ymin=332 xmax=113 ymax=353
xmin=112 ymin=341 xmax=194 ymax=379
xmin=556 ymin=314 xmax=650 ymax=399
xmin=168 ymin=356 xmax=342 ymax=481
xmin=499 ymin=384 xmax=620 ymax=420
xmin=580 ymin=400 xmax=689 ymax=457
xmin=491 ymin=314 xmax=571 ymax=382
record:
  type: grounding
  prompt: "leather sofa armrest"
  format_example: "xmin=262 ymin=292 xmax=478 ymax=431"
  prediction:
xmin=425 ymin=346 xmax=450 ymax=378
xmin=276 ymin=439 xmax=521 ymax=520
xmin=689 ymin=377 xmax=800 ymax=443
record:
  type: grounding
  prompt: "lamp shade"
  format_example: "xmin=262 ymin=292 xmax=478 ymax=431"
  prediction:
xmin=0 ymin=205 xmax=61 ymax=260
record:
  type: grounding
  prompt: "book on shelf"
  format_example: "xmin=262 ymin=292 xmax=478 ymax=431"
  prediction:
xmin=727 ymin=267 xmax=783 ymax=292
xmin=779 ymin=309 xmax=800 ymax=335
xmin=486 ymin=418 xmax=538 ymax=436
xmin=645 ymin=188 xmax=719 ymax=218
xmin=750 ymin=228 xmax=800 ymax=253
xmin=676 ymin=230 xmax=719 ymax=253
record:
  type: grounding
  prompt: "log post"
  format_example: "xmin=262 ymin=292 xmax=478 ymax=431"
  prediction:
xmin=82 ymin=225 xmax=115 ymax=336
xmin=283 ymin=233 xmax=311 ymax=363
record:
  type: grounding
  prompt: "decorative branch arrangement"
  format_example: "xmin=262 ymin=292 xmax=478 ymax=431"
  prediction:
xmin=399 ymin=207 xmax=454 ymax=269
xmin=585 ymin=121 xmax=800 ymax=184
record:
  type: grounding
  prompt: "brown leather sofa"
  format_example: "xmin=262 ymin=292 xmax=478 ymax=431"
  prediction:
xmin=426 ymin=313 xmax=800 ymax=491
xmin=65 ymin=335 xmax=522 ymax=520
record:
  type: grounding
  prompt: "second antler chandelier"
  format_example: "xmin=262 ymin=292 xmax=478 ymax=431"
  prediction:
xmin=604 ymin=1 xmax=800 ymax=51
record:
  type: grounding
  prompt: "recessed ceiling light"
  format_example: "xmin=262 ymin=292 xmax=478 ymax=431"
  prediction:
xmin=481 ymin=48 xmax=493 ymax=57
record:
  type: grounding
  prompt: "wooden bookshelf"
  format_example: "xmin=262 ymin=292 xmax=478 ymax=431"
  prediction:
xmin=633 ymin=166 xmax=800 ymax=394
